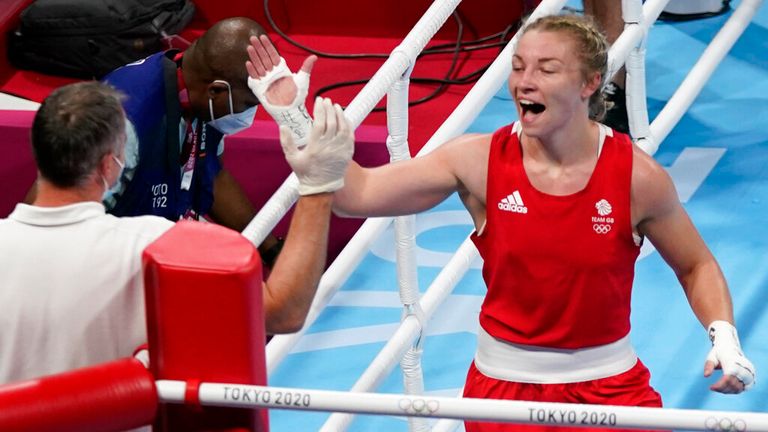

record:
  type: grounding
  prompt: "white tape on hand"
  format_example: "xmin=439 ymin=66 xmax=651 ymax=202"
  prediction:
xmin=706 ymin=320 xmax=756 ymax=390
xmin=247 ymin=57 xmax=312 ymax=146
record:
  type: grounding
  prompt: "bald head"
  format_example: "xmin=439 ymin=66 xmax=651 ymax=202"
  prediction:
xmin=193 ymin=17 xmax=266 ymax=85
xmin=182 ymin=17 xmax=267 ymax=120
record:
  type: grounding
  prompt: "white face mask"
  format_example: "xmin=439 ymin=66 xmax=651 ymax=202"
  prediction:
xmin=207 ymin=79 xmax=257 ymax=135
xmin=102 ymin=154 xmax=125 ymax=201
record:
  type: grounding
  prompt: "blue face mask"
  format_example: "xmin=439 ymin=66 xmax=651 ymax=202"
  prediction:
xmin=207 ymin=79 xmax=257 ymax=135
xmin=102 ymin=154 xmax=125 ymax=201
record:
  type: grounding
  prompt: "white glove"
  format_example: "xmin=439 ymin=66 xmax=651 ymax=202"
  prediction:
xmin=705 ymin=320 xmax=756 ymax=390
xmin=280 ymin=97 xmax=354 ymax=195
xmin=248 ymin=57 xmax=312 ymax=146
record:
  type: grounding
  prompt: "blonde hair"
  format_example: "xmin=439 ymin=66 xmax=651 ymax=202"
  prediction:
xmin=522 ymin=14 xmax=609 ymax=121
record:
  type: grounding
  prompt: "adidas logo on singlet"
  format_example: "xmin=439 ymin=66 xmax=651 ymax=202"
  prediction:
xmin=498 ymin=190 xmax=528 ymax=214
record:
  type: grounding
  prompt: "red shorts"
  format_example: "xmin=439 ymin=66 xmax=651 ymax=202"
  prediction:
xmin=462 ymin=360 xmax=664 ymax=432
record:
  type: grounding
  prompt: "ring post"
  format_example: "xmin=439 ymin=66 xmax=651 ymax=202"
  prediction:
xmin=143 ymin=221 xmax=268 ymax=431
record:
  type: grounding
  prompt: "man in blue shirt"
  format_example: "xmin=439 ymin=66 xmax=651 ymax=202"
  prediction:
xmin=102 ymin=17 xmax=315 ymax=263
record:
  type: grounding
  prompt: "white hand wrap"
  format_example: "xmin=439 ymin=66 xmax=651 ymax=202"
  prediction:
xmin=247 ymin=57 xmax=312 ymax=146
xmin=706 ymin=320 xmax=756 ymax=390
xmin=280 ymin=98 xmax=353 ymax=196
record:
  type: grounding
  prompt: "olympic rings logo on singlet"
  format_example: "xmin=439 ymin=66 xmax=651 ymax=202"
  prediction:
xmin=593 ymin=224 xmax=612 ymax=234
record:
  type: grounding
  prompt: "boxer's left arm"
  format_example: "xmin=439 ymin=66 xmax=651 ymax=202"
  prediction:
xmin=631 ymin=146 xmax=755 ymax=393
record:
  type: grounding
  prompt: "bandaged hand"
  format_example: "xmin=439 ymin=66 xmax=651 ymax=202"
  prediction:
xmin=704 ymin=320 xmax=756 ymax=393
xmin=246 ymin=35 xmax=317 ymax=146
xmin=280 ymin=97 xmax=354 ymax=195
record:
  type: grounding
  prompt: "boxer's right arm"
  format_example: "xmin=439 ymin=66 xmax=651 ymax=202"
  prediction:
xmin=333 ymin=133 xmax=488 ymax=218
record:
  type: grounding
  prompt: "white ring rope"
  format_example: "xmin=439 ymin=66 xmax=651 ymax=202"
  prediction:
xmin=156 ymin=380 xmax=768 ymax=432
xmin=646 ymin=0 xmax=764 ymax=153
xmin=241 ymin=174 xmax=299 ymax=245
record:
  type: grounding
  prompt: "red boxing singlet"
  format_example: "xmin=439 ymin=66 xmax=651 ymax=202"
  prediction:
xmin=471 ymin=123 xmax=640 ymax=349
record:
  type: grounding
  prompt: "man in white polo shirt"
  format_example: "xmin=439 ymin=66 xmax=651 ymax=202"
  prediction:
xmin=0 ymin=82 xmax=353 ymax=384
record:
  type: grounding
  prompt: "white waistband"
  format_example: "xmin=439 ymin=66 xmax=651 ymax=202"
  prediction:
xmin=474 ymin=326 xmax=638 ymax=384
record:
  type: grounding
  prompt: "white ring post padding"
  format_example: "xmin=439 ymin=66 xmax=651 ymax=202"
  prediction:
xmin=319 ymin=238 xmax=478 ymax=432
xmin=387 ymin=63 xmax=429 ymax=432
xmin=623 ymin=0 xmax=653 ymax=144
xmin=400 ymin=347 xmax=429 ymax=432
xmin=431 ymin=418 xmax=463 ymax=432
xmin=646 ymin=0 xmax=764 ymax=154
xmin=386 ymin=75 xmax=421 ymax=307
xmin=395 ymin=215 xmax=420 ymax=306
xmin=622 ymin=0 xmax=643 ymax=22
xmin=607 ymin=0 xmax=671 ymax=84
xmin=266 ymin=0 xmax=568 ymax=378
xmin=157 ymin=380 xmax=768 ymax=431
xmin=386 ymin=77 xmax=413 ymax=163
xmin=241 ymin=0 xmax=460 ymax=246
xmin=626 ymin=38 xmax=652 ymax=143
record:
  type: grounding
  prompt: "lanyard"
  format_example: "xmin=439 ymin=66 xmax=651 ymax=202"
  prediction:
xmin=180 ymin=119 xmax=198 ymax=191
xmin=174 ymin=50 xmax=209 ymax=218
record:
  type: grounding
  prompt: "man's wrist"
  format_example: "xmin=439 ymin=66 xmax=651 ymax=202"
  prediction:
xmin=298 ymin=179 xmax=344 ymax=196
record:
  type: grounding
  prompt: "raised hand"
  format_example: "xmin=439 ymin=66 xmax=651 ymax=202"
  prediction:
xmin=247 ymin=35 xmax=317 ymax=146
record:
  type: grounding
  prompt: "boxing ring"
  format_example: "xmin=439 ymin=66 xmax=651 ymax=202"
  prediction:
xmin=2 ymin=0 xmax=767 ymax=431
xmin=260 ymin=0 xmax=768 ymax=430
